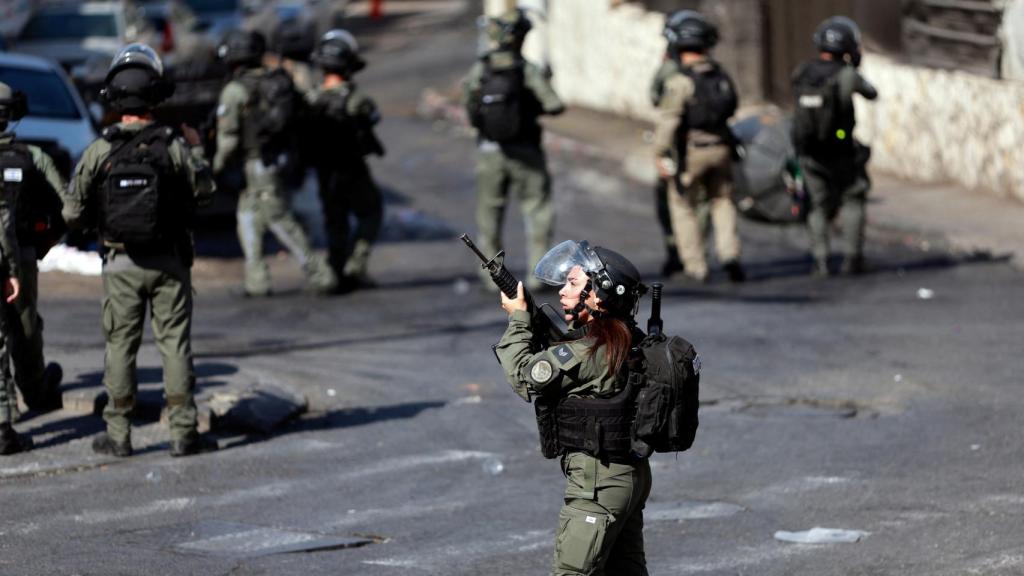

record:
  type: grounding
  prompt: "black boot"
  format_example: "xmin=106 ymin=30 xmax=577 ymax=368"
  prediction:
xmin=92 ymin=432 xmax=132 ymax=457
xmin=723 ymin=260 xmax=746 ymax=283
xmin=170 ymin=434 xmax=218 ymax=457
xmin=661 ymin=253 xmax=684 ymax=277
xmin=0 ymin=423 xmax=33 ymax=455
xmin=30 ymin=363 xmax=63 ymax=413
xmin=840 ymin=255 xmax=865 ymax=276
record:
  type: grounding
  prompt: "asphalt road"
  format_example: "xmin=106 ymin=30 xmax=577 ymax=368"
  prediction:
xmin=2 ymin=4 xmax=1022 ymax=575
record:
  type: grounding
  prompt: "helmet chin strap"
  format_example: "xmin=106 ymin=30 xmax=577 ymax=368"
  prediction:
xmin=566 ymin=279 xmax=604 ymax=322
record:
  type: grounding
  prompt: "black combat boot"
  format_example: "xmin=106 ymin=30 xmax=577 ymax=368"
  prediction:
xmin=170 ymin=434 xmax=219 ymax=457
xmin=723 ymin=260 xmax=746 ymax=283
xmin=840 ymin=255 xmax=865 ymax=276
xmin=661 ymin=252 xmax=684 ymax=277
xmin=0 ymin=423 xmax=33 ymax=455
xmin=30 ymin=362 xmax=63 ymax=413
xmin=92 ymin=432 xmax=132 ymax=457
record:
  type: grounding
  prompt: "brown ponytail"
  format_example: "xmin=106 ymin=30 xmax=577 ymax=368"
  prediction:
xmin=586 ymin=316 xmax=633 ymax=378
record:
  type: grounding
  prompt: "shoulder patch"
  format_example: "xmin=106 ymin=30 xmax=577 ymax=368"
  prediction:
xmin=530 ymin=359 xmax=554 ymax=385
xmin=692 ymin=354 xmax=701 ymax=375
xmin=216 ymin=104 xmax=228 ymax=117
xmin=552 ymin=344 xmax=575 ymax=366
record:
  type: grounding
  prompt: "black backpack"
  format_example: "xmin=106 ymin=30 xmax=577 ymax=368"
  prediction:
xmin=0 ymin=143 xmax=66 ymax=259
xmin=681 ymin=62 xmax=737 ymax=132
xmin=791 ymin=60 xmax=850 ymax=154
xmin=631 ymin=333 xmax=701 ymax=456
xmin=471 ymin=60 xmax=525 ymax=142
xmin=99 ymin=126 xmax=189 ymax=245
xmin=241 ymin=68 xmax=300 ymax=155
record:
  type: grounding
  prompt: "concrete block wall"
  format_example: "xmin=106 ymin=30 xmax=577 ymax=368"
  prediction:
xmin=858 ymin=54 xmax=1024 ymax=203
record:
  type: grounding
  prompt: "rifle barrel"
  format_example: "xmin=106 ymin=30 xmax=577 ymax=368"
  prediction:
xmin=460 ymin=234 xmax=490 ymax=264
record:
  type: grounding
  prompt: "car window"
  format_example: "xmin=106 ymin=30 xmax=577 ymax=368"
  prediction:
xmin=19 ymin=13 xmax=119 ymax=40
xmin=0 ymin=67 xmax=81 ymax=120
xmin=182 ymin=0 xmax=237 ymax=13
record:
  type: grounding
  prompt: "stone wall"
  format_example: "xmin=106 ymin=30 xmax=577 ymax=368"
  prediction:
xmin=857 ymin=54 xmax=1024 ymax=202
xmin=517 ymin=0 xmax=765 ymax=122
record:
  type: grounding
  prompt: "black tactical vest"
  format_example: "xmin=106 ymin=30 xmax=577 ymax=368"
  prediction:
xmin=791 ymin=59 xmax=855 ymax=156
xmin=0 ymin=142 xmax=65 ymax=258
xmin=240 ymin=68 xmax=299 ymax=160
xmin=99 ymin=125 xmax=190 ymax=246
xmin=680 ymin=60 xmax=737 ymax=135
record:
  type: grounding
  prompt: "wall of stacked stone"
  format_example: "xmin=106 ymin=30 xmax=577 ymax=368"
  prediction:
xmin=520 ymin=0 xmax=765 ymax=122
xmin=858 ymin=54 xmax=1024 ymax=203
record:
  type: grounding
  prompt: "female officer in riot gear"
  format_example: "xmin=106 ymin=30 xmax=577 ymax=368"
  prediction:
xmin=495 ymin=240 xmax=651 ymax=576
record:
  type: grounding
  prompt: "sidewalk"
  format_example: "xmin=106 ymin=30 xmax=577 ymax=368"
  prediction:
xmin=424 ymin=91 xmax=1023 ymax=269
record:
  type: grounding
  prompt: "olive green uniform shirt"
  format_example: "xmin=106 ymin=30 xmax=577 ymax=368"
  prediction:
xmin=496 ymin=310 xmax=620 ymax=403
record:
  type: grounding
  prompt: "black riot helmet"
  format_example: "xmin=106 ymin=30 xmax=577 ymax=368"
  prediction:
xmin=664 ymin=10 xmax=718 ymax=55
xmin=535 ymin=240 xmax=648 ymax=318
xmin=271 ymin=15 xmax=316 ymax=61
xmin=310 ymin=29 xmax=365 ymax=75
xmin=813 ymin=16 xmax=862 ymax=64
xmin=486 ymin=8 xmax=532 ymax=50
xmin=0 ymin=82 xmax=28 ymax=126
xmin=218 ymin=29 xmax=267 ymax=68
xmin=100 ymin=44 xmax=174 ymax=113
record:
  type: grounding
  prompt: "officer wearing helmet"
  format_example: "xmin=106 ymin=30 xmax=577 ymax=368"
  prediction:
xmin=0 ymin=82 xmax=67 ymax=445
xmin=213 ymin=29 xmax=337 ymax=297
xmin=64 ymin=44 xmax=217 ymax=457
xmin=496 ymin=240 xmax=652 ymax=575
xmin=791 ymin=16 xmax=878 ymax=276
xmin=305 ymin=29 xmax=385 ymax=291
xmin=654 ymin=10 xmax=745 ymax=284
xmin=462 ymin=8 xmax=564 ymax=292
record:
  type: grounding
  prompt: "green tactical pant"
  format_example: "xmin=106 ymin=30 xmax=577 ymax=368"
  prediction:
xmin=101 ymin=248 xmax=197 ymax=444
xmin=316 ymin=162 xmax=383 ymax=280
xmin=7 ymin=254 xmax=51 ymax=410
xmin=801 ymin=151 xmax=871 ymax=268
xmin=668 ymin=143 xmax=740 ymax=281
xmin=238 ymin=158 xmax=337 ymax=295
xmin=553 ymin=452 xmax=652 ymax=576
xmin=475 ymin=145 xmax=554 ymax=291
xmin=0 ymin=278 xmax=16 ymax=426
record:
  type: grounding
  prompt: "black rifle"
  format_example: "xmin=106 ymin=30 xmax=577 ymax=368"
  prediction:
xmin=460 ymin=234 xmax=567 ymax=348
xmin=647 ymin=282 xmax=664 ymax=337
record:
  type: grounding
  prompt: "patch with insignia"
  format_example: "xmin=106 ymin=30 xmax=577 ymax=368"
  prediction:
xmin=553 ymin=344 xmax=574 ymax=366
xmin=216 ymin=104 xmax=227 ymax=117
xmin=530 ymin=359 xmax=554 ymax=384
xmin=3 ymin=168 xmax=23 ymax=183
xmin=692 ymin=354 xmax=701 ymax=375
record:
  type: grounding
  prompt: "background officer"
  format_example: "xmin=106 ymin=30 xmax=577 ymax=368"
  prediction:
xmin=306 ymin=29 xmax=385 ymax=291
xmin=792 ymin=16 xmax=878 ymax=276
xmin=462 ymin=8 xmax=564 ymax=292
xmin=496 ymin=240 xmax=651 ymax=575
xmin=0 ymin=85 xmax=27 ymax=454
xmin=654 ymin=10 xmax=745 ymax=284
xmin=64 ymin=44 xmax=216 ymax=457
xmin=213 ymin=30 xmax=337 ymax=297
xmin=0 ymin=82 xmax=65 ymax=417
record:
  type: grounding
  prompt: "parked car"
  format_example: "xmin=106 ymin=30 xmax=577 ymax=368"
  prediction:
xmin=0 ymin=52 xmax=98 ymax=178
xmin=13 ymin=1 xmax=157 ymax=102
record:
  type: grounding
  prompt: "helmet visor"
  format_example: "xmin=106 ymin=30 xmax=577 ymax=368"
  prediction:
xmin=109 ymin=43 xmax=164 ymax=77
xmin=321 ymin=29 xmax=359 ymax=53
xmin=533 ymin=240 xmax=603 ymax=286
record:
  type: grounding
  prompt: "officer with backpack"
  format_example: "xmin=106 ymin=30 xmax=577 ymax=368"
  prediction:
xmin=654 ymin=11 xmax=745 ymax=284
xmin=649 ymin=16 xmax=688 ymax=279
xmin=792 ymin=16 xmax=878 ymax=276
xmin=213 ymin=30 xmax=337 ymax=297
xmin=305 ymin=29 xmax=385 ymax=291
xmin=495 ymin=240 xmax=699 ymax=575
xmin=0 ymin=82 xmax=66 ymax=426
xmin=63 ymin=44 xmax=217 ymax=457
xmin=462 ymin=8 xmax=564 ymax=292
